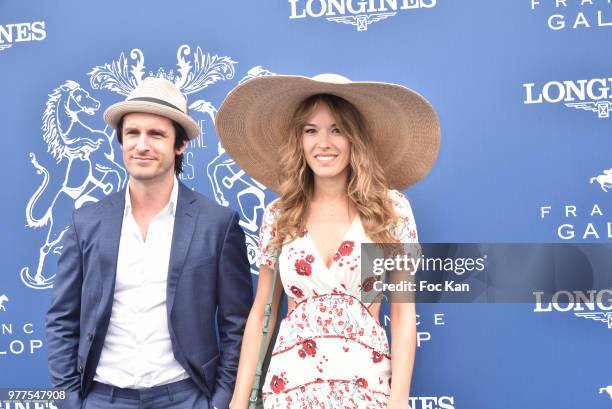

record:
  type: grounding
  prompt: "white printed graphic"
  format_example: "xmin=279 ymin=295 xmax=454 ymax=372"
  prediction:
xmin=600 ymin=385 xmax=612 ymax=399
xmin=534 ymin=290 xmax=612 ymax=330
xmin=288 ymin=0 xmax=437 ymax=32
xmin=529 ymin=1 xmax=612 ymax=32
xmin=590 ymin=169 xmax=612 ymax=192
xmin=567 ymin=101 xmax=612 ymax=119
xmin=523 ymin=78 xmax=612 ymax=120
xmin=207 ymin=66 xmax=276 ymax=274
xmin=238 ymin=65 xmax=275 ymax=85
xmin=327 ymin=12 xmax=395 ymax=31
xmin=21 ymin=45 xmax=238 ymax=289
xmin=0 ymin=294 xmax=8 ymax=312
xmin=575 ymin=312 xmax=612 ymax=329
xmin=0 ymin=21 xmax=46 ymax=53
xmin=539 ymin=169 xmax=612 ymax=241
xmin=21 ymin=81 xmax=127 ymax=289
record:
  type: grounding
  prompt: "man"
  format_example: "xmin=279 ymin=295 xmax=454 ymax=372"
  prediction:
xmin=46 ymin=77 xmax=253 ymax=409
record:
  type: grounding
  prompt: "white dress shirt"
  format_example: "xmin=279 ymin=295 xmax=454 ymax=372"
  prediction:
xmin=94 ymin=178 xmax=189 ymax=388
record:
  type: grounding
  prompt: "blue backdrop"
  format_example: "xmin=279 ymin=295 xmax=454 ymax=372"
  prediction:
xmin=1 ymin=1 xmax=610 ymax=408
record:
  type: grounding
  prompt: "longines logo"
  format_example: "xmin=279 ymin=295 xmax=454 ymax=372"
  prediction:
xmin=539 ymin=168 xmax=611 ymax=240
xmin=0 ymin=21 xmax=46 ymax=52
xmin=523 ymin=77 xmax=612 ymax=119
xmin=600 ymin=385 xmax=612 ymax=399
xmin=534 ymin=290 xmax=612 ymax=329
xmin=288 ymin=0 xmax=437 ymax=31
xmin=530 ymin=0 xmax=612 ymax=31
xmin=409 ymin=396 xmax=455 ymax=409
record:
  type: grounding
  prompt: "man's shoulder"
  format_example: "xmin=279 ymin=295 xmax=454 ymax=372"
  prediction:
xmin=72 ymin=190 xmax=123 ymax=221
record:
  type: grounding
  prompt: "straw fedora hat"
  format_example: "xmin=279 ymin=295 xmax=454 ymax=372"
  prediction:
xmin=215 ymin=73 xmax=440 ymax=192
xmin=104 ymin=77 xmax=200 ymax=139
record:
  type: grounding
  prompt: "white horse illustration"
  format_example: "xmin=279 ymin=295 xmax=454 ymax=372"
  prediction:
xmin=0 ymin=294 xmax=8 ymax=311
xmin=600 ymin=385 xmax=612 ymax=399
xmin=590 ymin=169 xmax=612 ymax=192
xmin=200 ymin=97 xmax=267 ymax=272
xmin=204 ymin=67 xmax=276 ymax=273
xmin=207 ymin=140 xmax=267 ymax=273
xmin=21 ymin=81 xmax=126 ymax=289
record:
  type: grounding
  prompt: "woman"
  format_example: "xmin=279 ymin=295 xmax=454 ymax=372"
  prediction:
xmin=216 ymin=74 xmax=439 ymax=409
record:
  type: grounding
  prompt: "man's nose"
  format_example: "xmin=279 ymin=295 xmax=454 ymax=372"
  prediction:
xmin=135 ymin=135 xmax=149 ymax=151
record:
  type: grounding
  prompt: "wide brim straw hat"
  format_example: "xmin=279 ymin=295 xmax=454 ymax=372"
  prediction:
xmin=104 ymin=77 xmax=200 ymax=139
xmin=215 ymin=73 xmax=440 ymax=193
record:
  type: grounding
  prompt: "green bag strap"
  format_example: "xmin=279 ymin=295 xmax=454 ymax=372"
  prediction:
xmin=248 ymin=265 xmax=280 ymax=408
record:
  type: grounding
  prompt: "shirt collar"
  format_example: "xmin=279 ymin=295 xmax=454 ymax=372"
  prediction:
xmin=124 ymin=177 xmax=179 ymax=219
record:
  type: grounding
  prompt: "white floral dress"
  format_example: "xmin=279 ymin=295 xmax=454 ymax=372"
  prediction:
xmin=257 ymin=190 xmax=420 ymax=409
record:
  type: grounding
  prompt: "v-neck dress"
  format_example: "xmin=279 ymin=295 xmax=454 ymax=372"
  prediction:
xmin=257 ymin=190 xmax=420 ymax=409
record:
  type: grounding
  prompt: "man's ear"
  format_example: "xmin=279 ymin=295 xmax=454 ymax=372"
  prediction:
xmin=175 ymin=138 xmax=188 ymax=155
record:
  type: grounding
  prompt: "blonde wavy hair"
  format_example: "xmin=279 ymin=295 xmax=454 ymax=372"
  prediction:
xmin=271 ymin=94 xmax=398 ymax=248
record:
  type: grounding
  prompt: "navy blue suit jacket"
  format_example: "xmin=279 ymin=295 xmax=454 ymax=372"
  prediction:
xmin=46 ymin=182 xmax=253 ymax=409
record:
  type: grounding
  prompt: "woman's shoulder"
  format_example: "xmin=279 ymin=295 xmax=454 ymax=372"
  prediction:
xmin=386 ymin=189 xmax=414 ymax=215
xmin=386 ymin=189 xmax=419 ymax=242
xmin=262 ymin=198 xmax=282 ymax=223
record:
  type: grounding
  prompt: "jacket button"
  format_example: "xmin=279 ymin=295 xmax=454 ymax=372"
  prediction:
xmin=78 ymin=365 xmax=83 ymax=373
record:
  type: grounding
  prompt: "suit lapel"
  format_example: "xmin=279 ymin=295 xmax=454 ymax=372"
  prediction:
xmin=166 ymin=183 xmax=199 ymax=319
xmin=97 ymin=190 xmax=125 ymax=322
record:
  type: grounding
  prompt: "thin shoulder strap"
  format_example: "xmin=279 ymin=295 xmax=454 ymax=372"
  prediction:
xmin=249 ymin=266 xmax=280 ymax=406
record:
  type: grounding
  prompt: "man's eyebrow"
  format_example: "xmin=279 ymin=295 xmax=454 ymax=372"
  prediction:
xmin=149 ymin=128 xmax=168 ymax=135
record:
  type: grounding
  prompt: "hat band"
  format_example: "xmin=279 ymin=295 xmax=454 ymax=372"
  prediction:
xmin=128 ymin=97 xmax=185 ymax=113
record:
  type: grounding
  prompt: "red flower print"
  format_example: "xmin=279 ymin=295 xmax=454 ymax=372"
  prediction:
xmin=294 ymin=259 xmax=312 ymax=276
xmin=302 ymin=339 xmax=317 ymax=356
xmin=338 ymin=240 xmax=355 ymax=256
xmin=290 ymin=286 xmax=304 ymax=298
xmin=298 ymin=349 xmax=306 ymax=359
xmin=372 ymin=351 xmax=383 ymax=363
xmin=355 ymin=377 xmax=368 ymax=388
xmin=305 ymin=254 xmax=315 ymax=263
xmin=361 ymin=276 xmax=378 ymax=292
xmin=333 ymin=252 xmax=341 ymax=261
xmin=270 ymin=374 xmax=285 ymax=393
